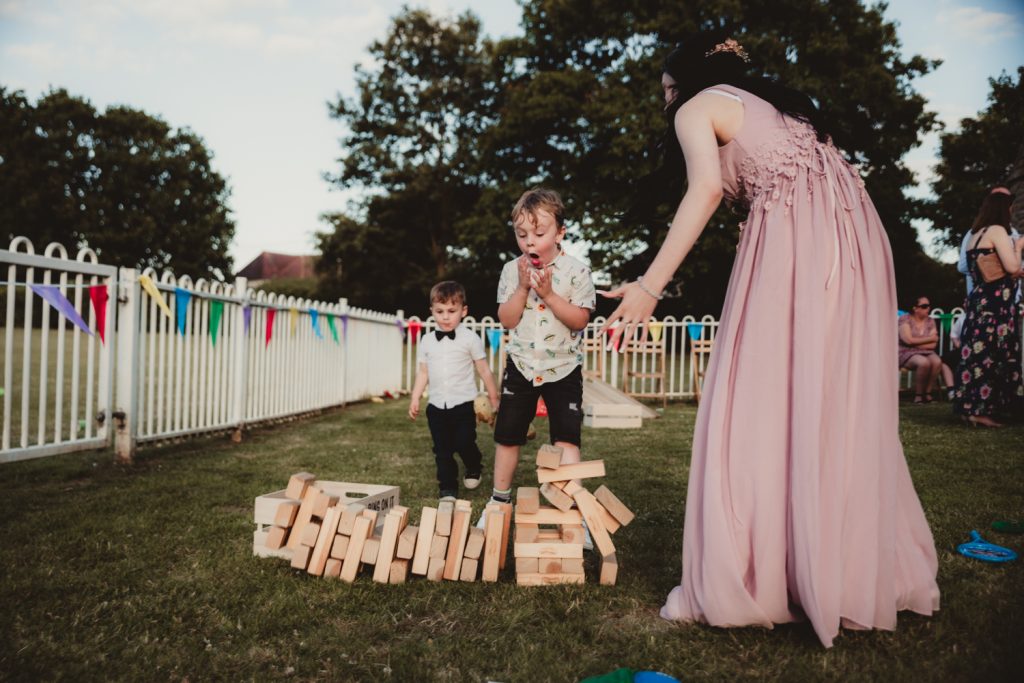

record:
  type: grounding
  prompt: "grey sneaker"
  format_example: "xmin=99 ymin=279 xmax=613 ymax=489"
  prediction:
xmin=464 ymin=473 xmax=482 ymax=490
xmin=439 ymin=493 xmax=457 ymax=503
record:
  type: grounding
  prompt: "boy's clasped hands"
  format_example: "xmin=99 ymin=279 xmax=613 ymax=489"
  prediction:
xmin=516 ymin=255 xmax=553 ymax=299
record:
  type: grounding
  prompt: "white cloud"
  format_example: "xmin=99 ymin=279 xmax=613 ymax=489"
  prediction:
xmin=4 ymin=41 xmax=63 ymax=70
xmin=936 ymin=6 xmax=1020 ymax=44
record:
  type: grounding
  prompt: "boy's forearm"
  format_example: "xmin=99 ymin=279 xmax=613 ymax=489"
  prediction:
xmin=498 ymin=288 xmax=529 ymax=328
xmin=541 ymin=291 xmax=590 ymax=331
xmin=477 ymin=361 xmax=499 ymax=399
xmin=410 ymin=371 xmax=428 ymax=400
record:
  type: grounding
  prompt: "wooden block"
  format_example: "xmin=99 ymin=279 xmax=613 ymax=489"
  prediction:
xmin=562 ymin=557 xmax=585 ymax=575
xmin=273 ymin=500 xmax=301 ymax=528
xmin=361 ymin=536 xmax=381 ymax=565
xmin=265 ymin=526 xmax=289 ymax=550
xmin=308 ymin=505 xmax=343 ymax=576
xmin=561 ymin=525 xmax=584 ymax=545
xmin=515 ymin=506 xmax=583 ymax=526
xmin=572 ymin=489 xmax=616 ymax=557
xmin=536 ymin=460 xmax=605 ymax=484
xmin=481 ymin=508 xmax=503 ymax=582
xmin=436 ymin=500 xmax=454 ymax=536
xmin=516 ymin=572 xmax=586 ymax=586
xmin=594 ymin=485 xmax=635 ymax=526
xmin=324 ymin=557 xmax=342 ymax=578
xmin=536 ymin=444 xmax=563 ymax=469
xmin=540 ymin=483 xmax=574 ymax=512
xmin=330 ymin=534 xmax=350 ymax=560
xmin=464 ymin=527 xmax=485 ymax=560
xmin=286 ymin=486 xmax=321 ymax=550
xmin=459 ymin=557 xmax=478 ymax=582
xmin=290 ymin=544 xmax=312 ymax=570
xmin=515 ymin=556 xmax=539 ymax=573
xmin=595 ymin=497 xmax=621 ymax=534
xmin=536 ymin=529 xmax=561 ymax=541
xmin=312 ymin=492 xmax=339 ymax=519
xmin=285 ymin=472 xmax=316 ymax=499
xmin=555 ymin=479 xmax=584 ymax=497
xmin=443 ymin=502 xmax=471 ymax=580
xmin=539 ymin=558 xmax=562 ymax=574
xmin=389 ymin=558 xmax=410 ymax=584
xmin=429 ymin=533 xmax=449 ymax=559
xmin=426 ymin=556 xmax=445 ymax=581
xmin=516 ymin=487 xmax=539 ymax=514
xmin=496 ymin=502 xmax=513 ymax=570
xmin=397 ymin=525 xmax=418 ymax=560
xmin=373 ymin=507 xmax=409 ymax=583
xmin=515 ymin=523 xmax=539 ymax=542
xmin=514 ymin=541 xmax=584 ymax=559
xmin=360 ymin=508 xmax=379 ymax=531
xmin=600 ymin=553 xmax=618 ymax=586
xmin=411 ymin=507 xmax=438 ymax=576
xmin=337 ymin=502 xmax=365 ymax=535
xmin=340 ymin=515 xmax=372 ymax=583
xmin=300 ymin=521 xmax=322 ymax=547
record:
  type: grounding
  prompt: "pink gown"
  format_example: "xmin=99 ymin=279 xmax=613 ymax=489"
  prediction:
xmin=660 ymin=85 xmax=940 ymax=647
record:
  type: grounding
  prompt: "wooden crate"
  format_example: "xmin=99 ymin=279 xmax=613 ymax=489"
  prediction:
xmin=583 ymin=403 xmax=643 ymax=429
xmin=253 ymin=481 xmax=400 ymax=558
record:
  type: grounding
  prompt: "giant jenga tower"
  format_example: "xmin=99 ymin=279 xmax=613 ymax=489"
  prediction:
xmin=513 ymin=444 xmax=635 ymax=585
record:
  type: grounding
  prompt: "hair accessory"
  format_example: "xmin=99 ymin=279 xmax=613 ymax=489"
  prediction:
xmin=704 ymin=38 xmax=750 ymax=63
xmin=990 ymin=186 xmax=1011 ymax=196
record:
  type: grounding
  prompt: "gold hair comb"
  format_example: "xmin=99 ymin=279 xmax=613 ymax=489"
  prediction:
xmin=704 ymin=38 xmax=750 ymax=62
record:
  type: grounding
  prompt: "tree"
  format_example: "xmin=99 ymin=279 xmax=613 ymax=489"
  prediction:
xmin=0 ymin=87 xmax=234 ymax=279
xmin=928 ymin=67 xmax=1024 ymax=244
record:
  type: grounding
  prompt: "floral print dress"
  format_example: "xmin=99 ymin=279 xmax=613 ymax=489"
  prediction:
xmin=952 ymin=232 xmax=1023 ymax=418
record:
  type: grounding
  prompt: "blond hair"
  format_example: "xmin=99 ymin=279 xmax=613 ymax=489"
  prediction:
xmin=511 ymin=187 xmax=565 ymax=228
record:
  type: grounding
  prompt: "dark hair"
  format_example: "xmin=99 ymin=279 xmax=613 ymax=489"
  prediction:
xmin=628 ymin=29 xmax=832 ymax=221
xmin=511 ymin=187 xmax=566 ymax=228
xmin=430 ymin=281 xmax=466 ymax=307
xmin=970 ymin=189 xmax=1013 ymax=232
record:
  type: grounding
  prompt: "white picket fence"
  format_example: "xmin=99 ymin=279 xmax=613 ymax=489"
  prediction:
xmin=1 ymin=238 xmax=402 ymax=464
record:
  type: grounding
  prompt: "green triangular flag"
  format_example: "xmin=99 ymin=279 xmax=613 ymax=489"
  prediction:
xmin=938 ymin=313 xmax=953 ymax=335
xmin=210 ymin=300 xmax=224 ymax=346
xmin=327 ymin=315 xmax=339 ymax=344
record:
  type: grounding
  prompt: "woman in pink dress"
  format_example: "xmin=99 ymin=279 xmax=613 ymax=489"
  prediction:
xmin=601 ymin=31 xmax=939 ymax=647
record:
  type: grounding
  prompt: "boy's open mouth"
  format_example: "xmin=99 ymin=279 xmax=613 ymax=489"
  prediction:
xmin=528 ymin=252 xmax=541 ymax=267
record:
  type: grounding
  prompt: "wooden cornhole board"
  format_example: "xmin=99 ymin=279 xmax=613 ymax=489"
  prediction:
xmin=253 ymin=481 xmax=400 ymax=559
xmin=582 ymin=377 xmax=656 ymax=428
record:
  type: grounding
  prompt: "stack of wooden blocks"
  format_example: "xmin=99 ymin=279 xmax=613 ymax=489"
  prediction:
xmin=260 ymin=472 xmax=512 ymax=584
xmin=513 ymin=444 xmax=635 ymax=586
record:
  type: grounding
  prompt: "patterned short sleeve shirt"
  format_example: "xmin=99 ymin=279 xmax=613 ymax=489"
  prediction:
xmin=496 ymin=250 xmax=596 ymax=385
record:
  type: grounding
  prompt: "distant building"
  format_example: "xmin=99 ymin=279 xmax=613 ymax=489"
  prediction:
xmin=235 ymin=252 xmax=317 ymax=287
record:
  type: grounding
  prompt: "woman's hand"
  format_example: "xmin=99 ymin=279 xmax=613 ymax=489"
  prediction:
xmin=598 ymin=281 xmax=659 ymax=351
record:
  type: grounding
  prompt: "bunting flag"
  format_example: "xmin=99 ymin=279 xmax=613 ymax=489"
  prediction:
xmin=29 ymin=285 xmax=91 ymax=336
xmin=243 ymin=305 xmax=252 ymax=334
xmin=407 ymin=320 xmax=423 ymax=344
xmin=648 ymin=321 xmax=664 ymax=343
xmin=310 ymin=308 xmax=322 ymax=338
xmin=486 ymin=328 xmax=503 ymax=349
xmin=88 ymin=284 xmax=109 ymax=344
xmin=327 ymin=315 xmax=339 ymax=344
xmin=289 ymin=308 xmax=298 ymax=337
xmin=174 ymin=288 xmax=191 ymax=335
xmin=686 ymin=323 xmax=703 ymax=341
xmin=340 ymin=314 xmax=349 ymax=339
xmin=138 ymin=274 xmax=173 ymax=319
xmin=897 ymin=309 xmax=908 ymax=317
xmin=937 ymin=313 xmax=953 ymax=334
xmin=265 ymin=309 xmax=277 ymax=346
xmin=209 ymin=300 xmax=224 ymax=346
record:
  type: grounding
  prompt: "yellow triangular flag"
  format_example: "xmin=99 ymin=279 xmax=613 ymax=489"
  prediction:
xmin=289 ymin=308 xmax=298 ymax=336
xmin=649 ymin=321 xmax=663 ymax=343
xmin=138 ymin=274 xmax=173 ymax=319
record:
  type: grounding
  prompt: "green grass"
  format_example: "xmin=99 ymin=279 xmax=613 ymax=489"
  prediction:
xmin=0 ymin=400 xmax=1021 ymax=682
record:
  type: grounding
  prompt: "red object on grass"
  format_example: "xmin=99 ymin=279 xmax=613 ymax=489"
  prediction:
xmin=536 ymin=397 xmax=548 ymax=417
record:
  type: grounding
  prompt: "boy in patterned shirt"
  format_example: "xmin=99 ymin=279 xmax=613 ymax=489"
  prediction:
xmin=487 ymin=188 xmax=597 ymax=506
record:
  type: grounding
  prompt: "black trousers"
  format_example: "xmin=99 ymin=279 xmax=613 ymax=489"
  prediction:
xmin=425 ymin=401 xmax=483 ymax=495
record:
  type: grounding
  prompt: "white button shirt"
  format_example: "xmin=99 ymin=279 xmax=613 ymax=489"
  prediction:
xmin=417 ymin=324 xmax=486 ymax=409
xmin=496 ymin=250 xmax=596 ymax=386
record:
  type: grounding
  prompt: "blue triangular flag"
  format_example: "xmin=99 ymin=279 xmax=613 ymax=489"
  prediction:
xmin=686 ymin=323 xmax=703 ymax=341
xmin=487 ymin=328 xmax=503 ymax=349
xmin=175 ymin=288 xmax=192 ymax=335
xmin=310 ymin=308 xmax=322 ymax=338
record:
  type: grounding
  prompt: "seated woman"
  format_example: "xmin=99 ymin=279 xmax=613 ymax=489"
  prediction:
xmin=898 ymin=297 xmax=941 ymax=403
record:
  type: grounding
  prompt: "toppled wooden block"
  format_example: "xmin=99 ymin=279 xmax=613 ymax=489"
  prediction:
xmin=595 ymin=497 xmax=621 ymax=534
xmin=324 ymin=557 xmax=342 ymax=578
xmin=397 ymin=525 xmax=418 ymax=560
xmin=464 ymin=527 xmax=485 ymax=560
xmin=290 ymin=544 xmax=312 ymax=570
xmin=436 ymin=500 xmax=454 ymax=536
xmin=594 ymin=485 xmax=635 ymax=526
xmin=536 ymin=460 xmax=606 ymax=484
xmin=285 ymin=472 xmax=316 ymax=500
xmin=273 ymin=500 xmax=300 ymax=528
xmin=389 ymin=559 xmax=410 ymax=584
xmin=516 ymin=572 xmax=585 ymax=586
xmin=265 ymin=526 xmax=289 ymax=550
xmin=312 ymin=492 xmax=339 ymax=519
xmin=481 ymin=508 xmax=504 ymax=582
xmin=429 ymin=533 xmax=449 ymax=559
xmin=308 ymin=505 xmax=343 ymax=576
xmin=516 ymin=487 xmax=539 ymax=514
xmin=536 ymin=444 xmax=563 ymax=469
xmin=330 ymin=534 xmax=350 ymax=560
xmin=361 ymin=536 xmax=381 ymax=565
xmin=300 ymin=521 xmax=322 ymax=547
xmin=426 ymin=556 xmax=445 ymax=581
xmin=540 ymin=482 xmax=574 ymax=512
xmin=373 ymin=506 xmax=410 ymax=583
xmin=286 ymin=486 xmax=321 ymax=550
xmin=341 ymin=516 xmax=373 ymax=583
xmin=411 ymin=507 xmax=437 ymax=576
xmin=459 ymin=558 xmax=478 ymax=582
xmin=554 ymin=479 xmax=584 ymax=497
xmin=571 ymin=489 xmax=616 ymax=558
xmin=600 ymin=553 xmax=618 ymax=586
xmin=337 ymin=503 xmax=365 ymax=535
xmin=443 ymin=501 xmax=472 ymax=580
xmin=495 ymin=502 xmax=513 ymax=570
xmin=515 ymin=506 xmax=583 ymax=526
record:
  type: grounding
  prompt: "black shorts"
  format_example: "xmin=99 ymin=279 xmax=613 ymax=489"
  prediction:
xmin=493 ymin=360 xmax=583 ymax=447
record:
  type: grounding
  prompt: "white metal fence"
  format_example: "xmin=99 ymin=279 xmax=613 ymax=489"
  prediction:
xmin=1 ymin=238 xmax=402 ymax=464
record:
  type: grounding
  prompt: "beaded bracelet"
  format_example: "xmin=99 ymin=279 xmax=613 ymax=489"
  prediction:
xmin=636 ymin=277 xmax=664 ymax=301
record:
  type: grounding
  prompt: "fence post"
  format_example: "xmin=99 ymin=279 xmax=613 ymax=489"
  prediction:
xmin=230 ymin=277 xmax=249 ymax=442
xmin=114 ymin=267 xmax=140 ymax=463
xmin=396 ymin=308 xmax=405 ymax=393
xmin=339 ymin=297 xmax=349 ymax=406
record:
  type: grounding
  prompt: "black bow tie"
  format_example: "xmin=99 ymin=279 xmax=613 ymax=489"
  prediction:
xmin=435 ymin=329 xmax=456 ymax=341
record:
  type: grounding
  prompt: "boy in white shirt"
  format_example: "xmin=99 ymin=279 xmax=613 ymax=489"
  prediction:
xmin=488 ymin=188 xmax=597 ymax=505
xmin=409 ymin=281 xmax=500 ymax=500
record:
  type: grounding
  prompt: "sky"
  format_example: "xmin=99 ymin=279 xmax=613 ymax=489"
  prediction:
xmin=2 ymin=0 xmax=1022 ymax=272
